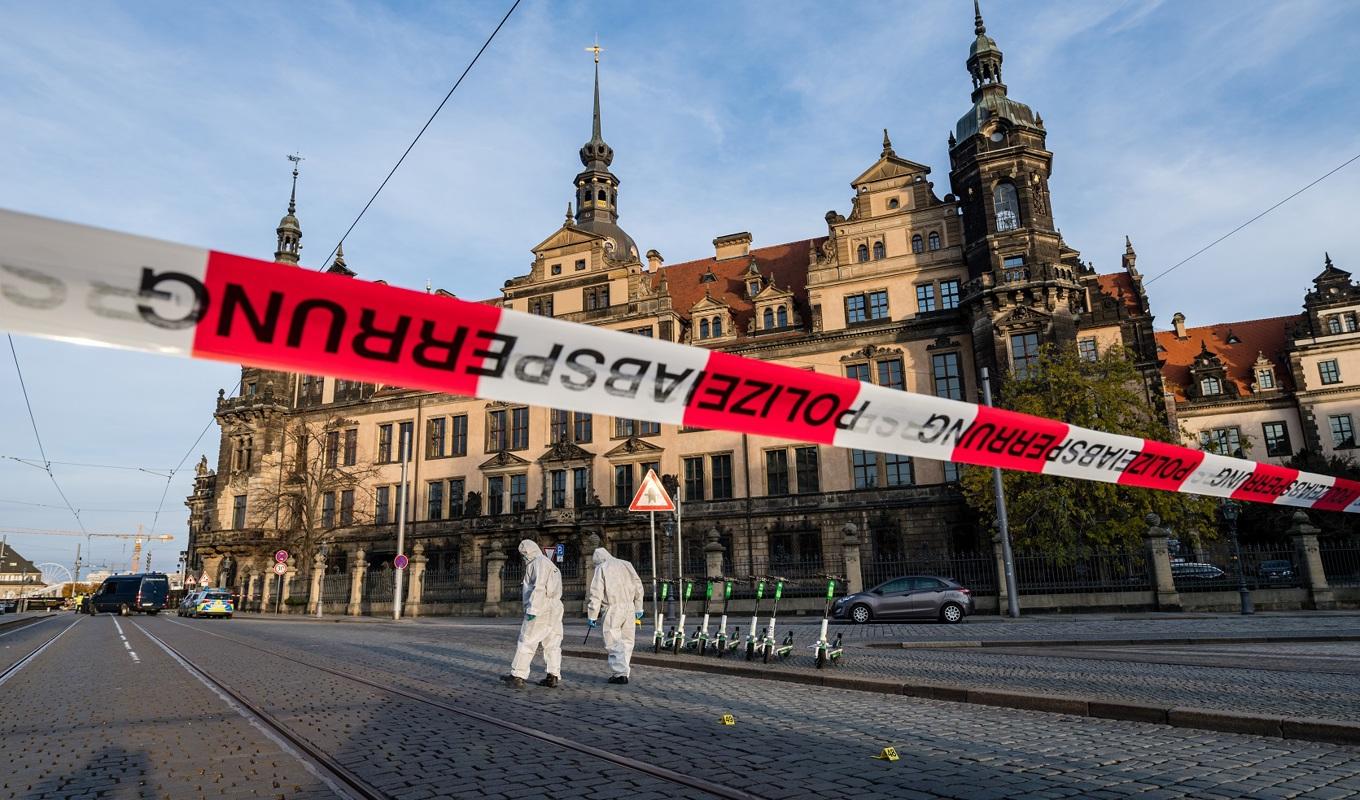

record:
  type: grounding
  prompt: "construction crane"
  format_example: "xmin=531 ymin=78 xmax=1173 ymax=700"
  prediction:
xmin=0 ymin=526 xmax=175 ymax=580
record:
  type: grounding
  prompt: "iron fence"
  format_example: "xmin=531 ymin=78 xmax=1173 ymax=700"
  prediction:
xmin=1172 ymin=543 xmax=1301 ymax=593
xmin=320 ymin=572 xmax=349 ymax=603
xmin=421 ymin=570 xmax=482 ymax=604
xmin=1012 ymin=549 xmax=1150 ymax=595
xmin=728 ymin=557 xmax=847 ymax=599
xmin=1321 ymin=542 xmax=1360 ymax=587
xmin=363 ymin=569 xmax=408 ymax=604
xmin=501 ymin=557 xmax=524 ymax=601
xmin=862 ymin=553 xmax=997 ymax=593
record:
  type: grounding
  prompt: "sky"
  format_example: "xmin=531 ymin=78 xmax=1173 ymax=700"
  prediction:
xmin=2 ymin=0 xmax=1359 ymax=576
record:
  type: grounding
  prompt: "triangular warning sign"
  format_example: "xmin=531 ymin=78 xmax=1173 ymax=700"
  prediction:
xmin=629 ymin=468 xmax=676 ymax=512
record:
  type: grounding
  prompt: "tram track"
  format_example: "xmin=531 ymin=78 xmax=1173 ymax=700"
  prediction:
xmin=145 ymin=617 xmax=765 ymax=800
xmin=0 ymin=616 xmax=79 ymax=688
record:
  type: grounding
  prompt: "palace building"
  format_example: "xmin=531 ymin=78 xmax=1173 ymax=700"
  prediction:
xmin=184 ymin=5 xmax=1352 ymax=612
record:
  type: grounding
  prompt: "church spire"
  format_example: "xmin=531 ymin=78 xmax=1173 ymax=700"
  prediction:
xmin=974 ymin=0 xmax=986 ymax=35
xmin=274 ymin=154 xmax=303 ymax=265
xmin=967 ymin=0 xmax=1004 ymax=97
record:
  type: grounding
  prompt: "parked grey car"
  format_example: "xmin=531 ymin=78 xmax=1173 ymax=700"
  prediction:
xmin=833 ymin=575 xmax=975 ymax=624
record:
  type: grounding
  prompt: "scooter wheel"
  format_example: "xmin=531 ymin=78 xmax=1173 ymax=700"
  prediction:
xmin=716 ymin=642 xmax=725 ymax=659
xmin=762 ymin=644 xmax=771 ymax=664
xmin=653 ymin=638 xmax=661 ymax=654
xmin=745 ymin=642 xmax=754 ymax=661
xmin=816 ymin=648 xmax=827 ymax=670
xmin=699 ymin=642 xmax=707 ymax=657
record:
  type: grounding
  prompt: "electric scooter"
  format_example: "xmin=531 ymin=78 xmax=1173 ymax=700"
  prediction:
xmin=763 ymin=576 xmax=793 ymax=663
xmin=686 ymin=579 xmax=716 ymax=655
xmin=744 ymin=576 xmax=766 ymax=661
xmin=653 ymin=580 xmax=671 ymax=653
xmin=713 ymin=578 xmax=735 ymax=657
xmin=811 ymin=574 xmax=846 ymax=669
xmin=671 ymin=580 xmax=693 ymax=655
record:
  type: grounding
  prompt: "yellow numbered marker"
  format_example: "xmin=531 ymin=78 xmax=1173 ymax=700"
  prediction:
xmin=719 ymin=714 xmax=736 ymax=726
xmin=872 ymin=746 xmax=900 ymax=762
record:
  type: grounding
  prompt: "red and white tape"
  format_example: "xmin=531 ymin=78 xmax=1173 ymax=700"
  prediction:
xmin=4 ymin=207 xmax=1358 ymax=513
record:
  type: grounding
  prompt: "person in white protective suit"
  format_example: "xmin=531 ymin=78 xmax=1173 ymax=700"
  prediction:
xmin=585 ymin=547 xmax=645 ymax=685
xmin=501 ymin=539 xmax=564 ymax=689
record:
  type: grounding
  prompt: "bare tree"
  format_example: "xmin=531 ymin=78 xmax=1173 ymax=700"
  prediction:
xmin=251 ymin=417 xmax=382 ymax=571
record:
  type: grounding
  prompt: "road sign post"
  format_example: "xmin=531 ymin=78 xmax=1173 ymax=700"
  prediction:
xmin=629 ymin=469 xmax=675 ymax=638
xmin=394 ymin=429 xmax=411 ymax=621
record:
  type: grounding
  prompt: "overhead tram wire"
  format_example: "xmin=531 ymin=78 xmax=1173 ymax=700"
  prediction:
xmin=1145 ymin=150 xmax=1360 ymax=286
xmin=2 ymin=455 xmax=174 ymax=476
xmin=7 ymin=333 xmax=86 ymax=535
xmin=146 ymin=378 xmax=240 ymax=538
xmin=312 ymin=0 xmax=522 ymax=272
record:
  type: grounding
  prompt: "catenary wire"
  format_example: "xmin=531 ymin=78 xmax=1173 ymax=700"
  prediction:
xmin=312 ymin=0 xmax=522 ymax=272
xmin=1145 ymin=150 xmax=1360 ymax=286
xmin=7 ymin=334 xmax=86 ymax=535
xmin=2 ymin=455 xmax=174 ymax=476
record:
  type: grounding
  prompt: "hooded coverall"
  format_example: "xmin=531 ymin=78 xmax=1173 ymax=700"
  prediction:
xmin=509 ymin=539 xmax=564 ymax=680
xmin=586 ymin=547 xmax=645 ymax=678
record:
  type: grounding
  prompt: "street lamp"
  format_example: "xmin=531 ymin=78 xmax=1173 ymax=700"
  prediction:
xmin=1219 ymin=500 xmax=1253 ymax=615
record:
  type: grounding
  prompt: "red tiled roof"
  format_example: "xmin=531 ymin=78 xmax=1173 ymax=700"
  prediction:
xmin=1097 ymin=272 xmax=1143 ymax=316
xmin=1155 ymin=316 xmax=1299 ymax=401
xmin=651 ymin=238 xmax=824 ymax=335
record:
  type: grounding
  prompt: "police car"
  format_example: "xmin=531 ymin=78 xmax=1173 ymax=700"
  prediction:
xmin=180 ymin=588 xmax=234 ymax=618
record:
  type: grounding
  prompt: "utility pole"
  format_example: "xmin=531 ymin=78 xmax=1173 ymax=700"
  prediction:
xmin=393 ymin=428 xmax=410 ymax=620
xmin=73 ymin=542 xmax=81 ymax=584
xmin=981 ymin=367 xmax=1020 ymax=618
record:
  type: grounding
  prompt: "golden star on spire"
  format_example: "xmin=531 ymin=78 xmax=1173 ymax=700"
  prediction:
xmin=585 ymin=37 xmax=602 ymax=63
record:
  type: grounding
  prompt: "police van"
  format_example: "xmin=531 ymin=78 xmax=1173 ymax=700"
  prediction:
xmin=87 ymin=573 xmax=171 ymax=616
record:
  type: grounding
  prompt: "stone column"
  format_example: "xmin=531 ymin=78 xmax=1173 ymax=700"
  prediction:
xmin=308 ymin=552 xmax=326 ymax=615
xmin=347 ymin=548 xmax=367 ymax=616
xmin=1143 ymin=513 xmax=1182 ymax=612
xmin=704 ymin=528 xmax=725 ymax=612
xmin=202 ymin=555 xmax=222 ymax=587
xmin=407 ymin=543 xmax=427 ymax=618
xmin=992 ymin=534 xmax=1010 ymax=615
xmin=484 ymin=545 xmax=507 ymax=617
xmin=841 ymin=523 xmax=863 ymax=595
xmin=246 ymin=571 xmax=259 ymax=610
xmin=581 ymin=533 xmax=601 ymax=616
xmin=281 ymin=557 xmax=297 ymax=612
xmin=260 ymin=566 xmax=274 ymax=612
xmin=1288 ymin=511 xmax=1335 ymax=610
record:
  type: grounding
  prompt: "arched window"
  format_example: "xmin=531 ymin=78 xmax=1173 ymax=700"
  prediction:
xmin=857 ymin=244 xmax=869 ymax=262
xmin=994 ymin=183 xmax=1020 ymax=231
xmin=887 ymin=197 xmax=900 ymax=210
xmin=1200 ymin=376 xmax=1222 ymax=396
xmin=712 ymin=318 xmax=723 ymax=337
xmin=911 ymin=234 xmax=924 ymax=254
xmin=597 ymin=189 xmax=607 ymax=201
xmin=777 ymin=306 xmax=788 ymax=327
xmin=1328 ymin=316 xmax=1342 ymax=334
xmin=928 ymin=232 xmax=941 ymax=251
xmin=872 ymin=241 xmax=886 ymax=260
xmin=763 ymin=308 xmax=774 ymax=329
xmin=699 ymin=319 xmax=710 ymax=339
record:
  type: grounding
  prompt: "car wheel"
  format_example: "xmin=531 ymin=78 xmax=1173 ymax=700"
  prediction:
xmin=850 ymin=604 xmax=872 ymax=624
xmin=940 ymin=602 xmax=964 ymax=624
xmin=119 ymin=604 xmax=130 ymax=617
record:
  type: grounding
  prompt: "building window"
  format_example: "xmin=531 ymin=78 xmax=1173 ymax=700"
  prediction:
xmin=932 ymin=352 xmax=963 ymax=400
xmin=1078 ymin=337 xmax=1098 ymax=362
xmin=857 ymin=244 xmax=869 ymax=262
xmin=1347 ymin=313 xmax=1358 ymax=332
xmin=943 ymin=462 xmax=962 ymax=482
xmin=615 ymin=418 xmax=634 ymax=438
xmin=1256 ymin=369 xmax=1275 ymax=390
xmin=488 ymin=476 xmax=504 ymax=515
xmin=885 ymin=454 xmax=913 ymax=486
xmin=245 ymin=381 xmax=257 ymax=397
xmin=529 ymin=295 xmax=554 ymax=317
xmin=427 ymin=481 xmax=444 ymax=520
xmin=1330 ymin=415 xmax=1355 ymax=449
xmin=872 ymin=241 xmax=885 ymax=260
xmin=911 ymin=234 xmax=924 ymax=254
xmin=232 ymin=495 xmax=247 ymax=530
xmin=399 ymin=421 xmax=414 ymax=461
xmin=1328 ymin=316 xmax=1342 ymax=334
xmin=375 ymin=486 xmax=390 ymax=524
xmin=1320 ymin=359 xmax=1341 ymax=385
xmin=1003 ymin=255 xmax=1026 ymax=282
xmin=584 ymin=285 xmax=610 ymax=310
xmin=574 ymin=412 xmax=592 ymax=443
xmin=766 ymin=449 xmax=789 ymax=496
xmin=614 ymin=465 xmax=634 ymax=506
xmin=378 ymin=424 xmax=393 ymax=463
xmin=639 ymin=420 xmax=660 ymax=436
xmin=845 ymin=363 xmax=870 ymax=383
xmin=551 ymin=263 xmax=562 ymax=275
xmin=487 ymin=409 xmax=506 ymax=451
xmin=852 ymin=450 xmax=877 ymax=489
xmin=641 ymin=461 xmax=660 ymax=482
xmin=427 ymin=418 xmax=447 ymax=459
xmin=795 ymin=446 xmax=819 ymax=494
xmin=1262 ymin=422 xmax=1292 ymax=458
xmin=846 ymin=290 xmax=889 ymax=324
xmin=684 ymin=456 xmax=705 ymax=501
xmin=340 ymin=490 xmax=354 ymax=526
xmin=876 ymin=359 xmax=904 ymax=391
xmin=575 ymin=259 xmax=586 ymax=271
xmin=550 ymin=409 xmax=569 ymax=444
xmin=334 ymin=379 xmax=363 ymax=403
xmin=1199 ymin=376 xmax=1222 ymax=396
xmin=940 ymin=279 xmax=960 ymax=310
xmin=510 ymin=407 xmax=529 ymax=450
xmin=322 ymin=491 xmax=336 ymax=529
xmin=711 ymin=454 xmax=734 ymax=499
xmin=845 ymin=294 xmax=866 ymax=324
xmin=510 ymin=474 xmax=527 ymax=513
xmin=551 ymin=470 xmax=566 ymax=508
xmin=888 ymin=197 xmax=900 ymax=210
xmin=748 ymin=280 xmax=760 ymax=296
xmin=994 ymin=182 xmax=1020 ymax=231
xmin=928 ymin=231 xmax=941 ymax=251
xmin=1199 ymin=427 xmax=1243 ymax=457
xmin=1010 ymin=332 xmax=1041 ymax=379
xmin=777 ymin=306 xmax=788 ymax=327
xmin=763 ymin=308 xmax=774 ymax=330
xmin=341 ymin=429 xmax=356 ymax=466
xmin=299 ymin=374 xmax=323 ymax=407
xmin=917 ymin=284 xmax=937 ymax=313
xmin=869 ymin=290 xmax=889 ymax=320
xmin=712 ymin=317 xmax=723 ymax=337
xmin=699 ymin=319 xmax=710 ymax=339
xmin=768 ymin=531 xmax=823 ymax=568
xmin=573 ymin=468 xmax=589 ymax=507
xmin=450 ymin=415 xmax=468 ymax=456
xmin=449 ymin=478 xmax=465 ymax=517
xmin=631 ymin=326 xmax=653 ymax=337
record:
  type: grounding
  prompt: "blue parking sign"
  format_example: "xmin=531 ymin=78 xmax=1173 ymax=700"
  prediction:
xmin=555 ymin=543 xmax=565 ymax=562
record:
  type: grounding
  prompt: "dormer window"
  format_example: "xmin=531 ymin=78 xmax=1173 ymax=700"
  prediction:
xmin=551 ymin=263 xmax=562 ymax=275
xmin=763 ymin=308 xmax=774 ymax=329
xmin=1256 ymin=369 xmax=1275 ymax=390
xmin=887 ymin=197 xmax=900 ymax=210
xmin=872 ymin=241 xmax=886 ymax=260
xmin=1200 ymin=376 xmax=1222 ymax=396
xmin=777 ymin=306 xmax=788 ymax=327
xmin=700 ymin=319 xmax=710 ymax=339
xmin=748 ymin=280 xmax=760 ymax=296
xmin=1347 ymin=313 xmax=1358 ymax=332
xmin=857 ymin=244 xmax=869 ymax=263
xmin=712 ymin=318 xmax=723 ymax=337
xmin=912 ymin=235 xmax=924 ymax=254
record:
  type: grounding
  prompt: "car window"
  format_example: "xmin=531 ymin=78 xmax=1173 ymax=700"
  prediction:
xmin=913 ymin=578 xmax=947 ymax=591
xmin=878 ymin=579 xmax=911 ymax=594
xmin=204 ymin=592 xmax=230 ymax=600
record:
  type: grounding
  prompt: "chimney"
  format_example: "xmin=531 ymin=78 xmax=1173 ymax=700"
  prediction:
xmin=713 ymin=232 xmax=752 ymax=261
xmin=1173 ymin=312 xmax=1187 ymax=340
xmin=646 ymin=249 xmax=664 ymax=272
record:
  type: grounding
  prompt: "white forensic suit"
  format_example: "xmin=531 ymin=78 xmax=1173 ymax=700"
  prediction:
xmin=509 ymin=539 xmax=564 ymax=680
xmin=586 ymin=547 xmax=645 ymax=678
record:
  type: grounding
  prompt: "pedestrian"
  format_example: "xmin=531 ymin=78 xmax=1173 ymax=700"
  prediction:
xmin=502 ymin=538 xmax=564 ymax=689
xmin=585 ymin=546 xmax=644 ymax=685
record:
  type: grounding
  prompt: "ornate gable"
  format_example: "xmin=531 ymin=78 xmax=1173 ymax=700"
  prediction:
xmin=538 ymin=440 xmax=595 ymax=464
xmin=531 ymin=223 xmax=605 ymax=255
xmin=603 ymin=437 xmax=663 ymax=460
xmin=479 ymin=451 xmax=532 ymax=472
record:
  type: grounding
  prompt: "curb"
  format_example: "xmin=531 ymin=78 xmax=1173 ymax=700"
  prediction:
xmin=560 ymin=647 xmax=1360 ymax=747
xmin=870 ymin=633 xmax=1360 ymax=649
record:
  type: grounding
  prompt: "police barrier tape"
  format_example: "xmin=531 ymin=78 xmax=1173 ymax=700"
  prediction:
xmin=4 ymin=207 xmax=1360 ymax=513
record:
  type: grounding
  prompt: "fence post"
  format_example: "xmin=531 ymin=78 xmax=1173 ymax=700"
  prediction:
xmin=992 ymin=534 xmax=1010 ymax=615
xmin=705 ymin=528 xmax=725 ymax=612
xmin=841 ymin=524 xmax=863 ymax=595
xmin=347 ymin=548 xmax=367 ymax=617
xmin=309 ymin=552 xmax=325 ymax=615
xmin=1288 ymin=511 xmax=1335 ymax=610
xmin=484 ymin=545 xmax=507 ymax=617
xmin=1143 ymin=514 xmax=1182 ymax=612
xmin=408 ymin=542 xmax=427 ymax=618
